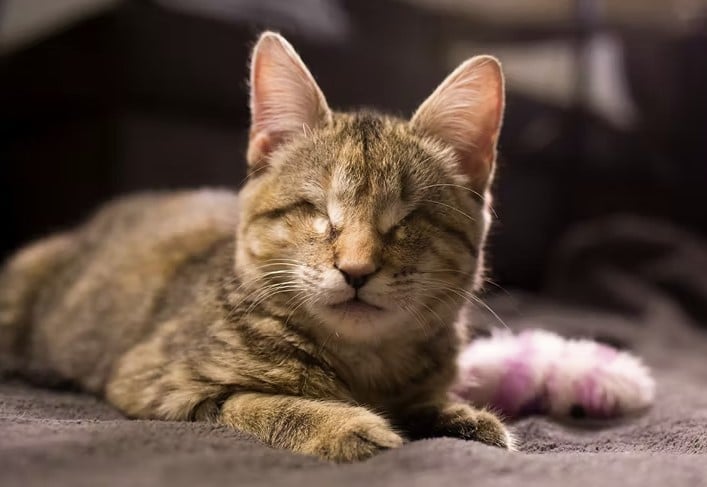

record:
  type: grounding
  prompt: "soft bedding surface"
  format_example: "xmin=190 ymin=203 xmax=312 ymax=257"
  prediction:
xmin=2 ymin=216 xmax=706 ymax=486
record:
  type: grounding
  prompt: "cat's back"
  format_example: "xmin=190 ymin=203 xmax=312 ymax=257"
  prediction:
xmin=49 ymin=189 xmax=240 ymax=292
xmin=22 ymin=189 xmax=240 ymax=390
xmin=83 ymin=189 xmax=239 ymax=244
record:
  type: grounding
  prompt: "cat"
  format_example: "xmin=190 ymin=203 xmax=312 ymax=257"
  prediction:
xmin=0 ymin=32 xmax=512 ymax=462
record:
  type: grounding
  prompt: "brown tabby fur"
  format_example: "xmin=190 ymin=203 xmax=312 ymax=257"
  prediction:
xmin=0 ymin=34 xmax=511 ymax=462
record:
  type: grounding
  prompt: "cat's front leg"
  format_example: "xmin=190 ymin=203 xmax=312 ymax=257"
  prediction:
xmin=218 ymin=393 xmax=404 ymax=462
xmin=399 ymin=402 xmax=514 ymax=450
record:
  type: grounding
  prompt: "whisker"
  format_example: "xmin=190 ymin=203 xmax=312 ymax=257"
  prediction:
xmin=239 ymin=163 xmax=270 ymax=185
xmin=417 ymin=300 xmax=447 ymax=330
xmin=416 ymin=277 xmax=509 ymax=331
xmin=284 ymin=293 xmax=315 ymax=329
xmin=401 ymin=302 xmax=430 ymax=339
xmin=226 ymin=261 xmax=308 ymax=296
xmin=227 ymin=281 xmax=304 ymax=320
xmin=421 ymin=199 xmax=476 ymax=223
xmin=482 ymin=278 xmax=514 ymax=298
xmin=424 ymin=291 xmax=458 ymax=318
xmin=419 ymin=183 xmax=498 ymax=218
xmin=419 ymin=183 xmax=485 ymax=201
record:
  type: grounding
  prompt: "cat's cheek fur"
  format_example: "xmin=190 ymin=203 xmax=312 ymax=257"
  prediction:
xmin=357 ymin=276 xmax=395 ymax=308
xmin=313 ymin=268 xmax=353 ymax=305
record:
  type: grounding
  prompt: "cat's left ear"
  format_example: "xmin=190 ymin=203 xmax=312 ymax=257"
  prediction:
xmin=411 ymin=56 xmax=504 ymax=191
xmin=248 ymin=32 xmax=332 ymax=171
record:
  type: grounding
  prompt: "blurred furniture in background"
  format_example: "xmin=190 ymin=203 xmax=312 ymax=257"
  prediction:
xmin=1 ymin=0 xmax=706 ymax=290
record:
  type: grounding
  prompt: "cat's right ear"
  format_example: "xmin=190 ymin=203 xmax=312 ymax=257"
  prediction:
xmin=247 ymin=32 xmax=332 ymax=171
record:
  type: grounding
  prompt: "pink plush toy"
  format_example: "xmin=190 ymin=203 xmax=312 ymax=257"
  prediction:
xmin=453 ymin=329 xmax=656 ymax=419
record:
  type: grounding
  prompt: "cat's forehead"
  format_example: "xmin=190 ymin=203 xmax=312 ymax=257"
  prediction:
xmin=326 ymin=113 xmax=428 ymax=188
xmin=326 ymin=163 xmax=410 ymax=233
xmin=320 ymin=115 xmax=426 ymax=231
xmin=286 ymin=112 xmax=453 ymax=229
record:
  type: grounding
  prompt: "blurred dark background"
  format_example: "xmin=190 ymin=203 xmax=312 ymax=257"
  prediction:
xmin=1 ymin=0 xmax=706 ymax=291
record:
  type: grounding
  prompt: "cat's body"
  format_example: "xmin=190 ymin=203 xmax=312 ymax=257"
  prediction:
xmin=0 ymin=34 xmax=512 ymax=461
xmin=1 ymin=187 xmax=457 ymax=417
xmin=0 ymin=191 xmax=239 ymax=394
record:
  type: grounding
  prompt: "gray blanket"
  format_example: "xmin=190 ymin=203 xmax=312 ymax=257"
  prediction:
xmin=2 ymin=216 xmax=706 ymax=486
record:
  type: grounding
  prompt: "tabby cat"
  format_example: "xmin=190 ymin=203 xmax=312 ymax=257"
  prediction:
xmin=0 ymin=32 xmax=511 ymax=461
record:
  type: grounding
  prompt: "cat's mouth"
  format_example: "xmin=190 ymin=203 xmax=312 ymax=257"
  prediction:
xmin=328 ymin=297 xmax=383 ymax=314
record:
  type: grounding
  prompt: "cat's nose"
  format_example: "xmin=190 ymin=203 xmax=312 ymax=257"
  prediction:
xmin=336 ymin=261 xmax=376 ymax=290
xmin=334 ymin=224 xmax=379 ymax=289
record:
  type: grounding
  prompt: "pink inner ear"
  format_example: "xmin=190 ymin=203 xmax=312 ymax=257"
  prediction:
xmin=247 ymin=33 xmax=331 ymax=169
xmin=411 ymin=55 xmax=504 ymax=191
xmin=457 ymin=146 xmax=495 ymax=192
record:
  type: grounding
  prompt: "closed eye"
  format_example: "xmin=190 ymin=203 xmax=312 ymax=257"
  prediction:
xmin=303 ymin=199 xmax=335 ymax=236
xmin=250 ymin=199 xmax=318 ymax=223
xmin=298 ymin=199 xmax=332 ymax=221
xmin=299 ymin=199 xmax=319 ymax=212
xmin=377 ymin=205 xmax=412 ymax=236
xmin=382 ymin=211 xmax=415 ymax=240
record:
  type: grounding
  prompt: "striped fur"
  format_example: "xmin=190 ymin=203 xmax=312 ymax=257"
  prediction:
xmin=0 ymin=33 xmax=511 ymax=461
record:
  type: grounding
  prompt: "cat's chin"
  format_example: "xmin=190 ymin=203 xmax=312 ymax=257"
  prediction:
xmin=320 ymin=298 xmax=386 ymax=324
xmin=309 ymin=300 xmax=405 ymax=341
xmin=328 ymin=298 xmax=383 ymax=315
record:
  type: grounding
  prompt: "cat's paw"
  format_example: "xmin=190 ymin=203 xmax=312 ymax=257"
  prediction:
xmin=309 ymin=409 xmax=404 ymax=462
xmin=433 ymin=403 xmax=515 ymax=450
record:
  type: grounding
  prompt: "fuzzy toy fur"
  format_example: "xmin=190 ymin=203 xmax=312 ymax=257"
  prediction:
xmin=454 ymin=329 xmax=655 ymax=419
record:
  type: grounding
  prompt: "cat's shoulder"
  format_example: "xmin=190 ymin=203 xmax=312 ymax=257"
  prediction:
xmin=77 ymin=189 xmax=240 ymax=251
xmin=89 ymin=189 xmax=238 ymax=226
xmin=93 ymin=188 xmax=238 ymax=215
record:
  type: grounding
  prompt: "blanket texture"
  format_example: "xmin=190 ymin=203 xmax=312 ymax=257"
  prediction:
xmin=2 ymin=216 xmax=706 ymax=486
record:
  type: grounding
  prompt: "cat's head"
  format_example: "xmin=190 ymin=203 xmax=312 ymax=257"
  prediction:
xmin=236 ymin=32 xmax=504 ymax=342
